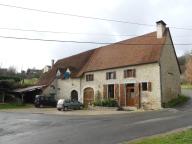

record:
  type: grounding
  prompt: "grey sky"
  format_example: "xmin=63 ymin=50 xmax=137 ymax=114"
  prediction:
xmin=0 ymin=0 xmax=192 ymax=71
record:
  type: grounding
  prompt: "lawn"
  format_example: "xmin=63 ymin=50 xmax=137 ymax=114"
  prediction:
xmin=0 ymin=103 xmax=33 ymax=109
xmin=181 ymin=84 xmax=192 ymax=89
xmin=126 ymin=128 xmax=192 ymax=144
xmin=23 ymin=78 xmax=38 ymax=85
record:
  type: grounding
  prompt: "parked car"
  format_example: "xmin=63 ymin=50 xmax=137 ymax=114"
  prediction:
xmin=34 ymin=95 xmax=57 ymax=108
xmin=57 ymin=99 xmax=84 ymax=111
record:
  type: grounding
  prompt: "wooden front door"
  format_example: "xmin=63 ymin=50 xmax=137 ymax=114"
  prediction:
xmin=83 ymin=88 xmax=94 ymax=107
xmin=126 ymin=84 xmax=135 ymax=106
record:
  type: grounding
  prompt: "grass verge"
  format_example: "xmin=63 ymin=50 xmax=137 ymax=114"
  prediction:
xmin=0 ymin=103 xmax=33 ymax=109
xmin=125 ymin=128 xmax=192 ymax=144
xmin=164 ymin=95 xmax=190 ymax=108
xmin=181 ymin=84 xmax=192 ymax=89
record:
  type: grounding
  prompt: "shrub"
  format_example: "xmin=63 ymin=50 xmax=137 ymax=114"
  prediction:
xmin=0 ymin=76 xmax=21 ymax=82
xmin=164 ymin=95 xmax=190 ymax=108
xmin=94 ymin=99 xmax=118 ymax=107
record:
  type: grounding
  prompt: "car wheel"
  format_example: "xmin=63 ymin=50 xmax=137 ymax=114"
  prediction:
xmin=80 ymin=106 xmax=83 ymax=110
xmin=57 ymin=108 xmax=61 ymax=111
xmin=64 ymin=106 xmax=68 ymax=111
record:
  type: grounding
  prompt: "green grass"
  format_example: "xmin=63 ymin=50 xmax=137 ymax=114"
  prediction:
xmin=164 ymin=95 xmax=190 ymax=108
xmin=125 ymin=129 xmax=192 ymax=144
xmin=23 ymin=78 xmax=38 ymax=85
xmin=181 ymin=84 xmax=192 ymax=89
xmin=0 ymin=103 xmax=33 ymax=109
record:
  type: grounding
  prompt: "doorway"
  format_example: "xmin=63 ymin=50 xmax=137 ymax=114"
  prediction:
xmin=71 ymin=90 xmax=78 ymax=101
xmin=126 ymin=84 xmax=136 ymax=106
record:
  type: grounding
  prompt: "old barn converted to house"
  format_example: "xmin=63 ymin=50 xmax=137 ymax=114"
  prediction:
xmin=38 ymin=20 xmax=181 ymax=109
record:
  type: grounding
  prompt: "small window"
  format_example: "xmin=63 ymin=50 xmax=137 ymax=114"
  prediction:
xmin=124 ymin=69 xmax=136 ymax=78
xmin=142 ymin=82 xmax=148 ymax=91
xmin=86 ymin=74 xmax=94 ymax=81
xmin=106 ymin=72 xmax=116 ymax=80
xmin=108 ymin=84 xmax=114 ymax=99
xmin=142 ymin=82 xmax=152 ymax=91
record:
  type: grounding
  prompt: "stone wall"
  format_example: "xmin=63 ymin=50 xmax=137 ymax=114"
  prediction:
xmin=160 ymin=31 xmax=181 ymax=103
xmin=80 ymin=63 xmax=161 ymax=109
xmin=43 ymin=63 xmax=162 ymax=109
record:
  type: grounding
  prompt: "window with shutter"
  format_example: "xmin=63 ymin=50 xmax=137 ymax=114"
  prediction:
xmin=106 ymin=71 xmax=116 ymax=80
xmin=141 ymin=82 xmax=152 ymax=92
xmin=124 ymin=69 xmax=136 ymax=78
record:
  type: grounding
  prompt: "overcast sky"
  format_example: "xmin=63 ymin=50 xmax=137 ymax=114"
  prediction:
xmin=0 ymin=0 xmax=192 ymax=71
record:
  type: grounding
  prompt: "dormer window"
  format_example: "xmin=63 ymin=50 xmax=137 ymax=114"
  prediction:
xmin=64 ymin=71 xmax=70 ymax=79
xmin=56 ymin=70 xmax=61 ymax=78
xmin=63 ymin=68 xmax=71 ymax=79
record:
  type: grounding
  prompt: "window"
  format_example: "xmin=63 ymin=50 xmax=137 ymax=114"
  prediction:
xmin=64 ymin=72 xmax=70 ymax=79
xmin=124 ymin=69 xmax=136 ymax=78
xmin=56 ymin=70 xmax=61 ymax=79
xmin=108 ymin=84 xmax=114 ymax=99
xmin=86 ymin=74 xmax=94 ymax=81
xmin=142 ymin=82 xmax=148 ymax=91
xmin=142 ymin=82 xmax=152 ymax=91
xmin=106 ymin=72 xmax=116 ymax=80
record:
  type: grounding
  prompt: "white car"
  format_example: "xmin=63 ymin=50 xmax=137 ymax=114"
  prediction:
xmin=57 ymin=99 xmax=65 ymax=111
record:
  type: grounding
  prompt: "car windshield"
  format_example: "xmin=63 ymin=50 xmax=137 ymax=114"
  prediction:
xmin=65 ymin=100 xmax=71 ymax=103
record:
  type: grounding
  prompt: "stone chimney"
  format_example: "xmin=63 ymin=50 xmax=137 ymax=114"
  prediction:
xmin=156 ymin=20 xmax=166 ymax=39
xmin=51 ymin=59 xmax=54 ymax=68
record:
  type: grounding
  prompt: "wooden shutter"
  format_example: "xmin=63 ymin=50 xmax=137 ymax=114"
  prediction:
xmin=103 ymin=85 xmax=107 ymax=99
xmin=133 ymin=69 xmax=136 ymax=77
xmin=114 ymin=72 xmax=116 ymax=79
xmin=124 ymin=70 xmax=126 ymax=78
xmin=115 ymin=84 xmax=119 ymax=100
xmin=106 ymin=73 xmax=108 ymax=80
xmin=120 ymin=84 xmax=125 ymax=107
xmin=148 ymin=82 xmax=152 ymax=91
xmin=134 ymin=83 xmax=140 ymax=108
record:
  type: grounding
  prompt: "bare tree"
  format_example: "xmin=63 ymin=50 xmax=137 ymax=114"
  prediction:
xmin=185 ymin=56 xmax=192 ymax=84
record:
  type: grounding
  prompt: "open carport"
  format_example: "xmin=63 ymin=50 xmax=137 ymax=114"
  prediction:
xmin=13 ymin=85 xmax=46 ymax=103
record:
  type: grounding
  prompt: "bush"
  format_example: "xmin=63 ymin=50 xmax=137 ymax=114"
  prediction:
xmin=94 ymin=99 xmax=118 ymax=107
xmin=0 ymin=76 xmax=21 ymax=82
xmin=164 ymin=95 xmax=190 ymax=108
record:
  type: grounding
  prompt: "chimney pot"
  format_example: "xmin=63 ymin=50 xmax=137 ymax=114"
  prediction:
xmin=156 ymin=20 xmax=166 ymax=39
xmin=51 ymin=59 xmax=54 ymax=68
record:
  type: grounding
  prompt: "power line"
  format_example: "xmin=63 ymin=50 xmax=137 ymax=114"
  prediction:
xmin=170 ymin=26 xmax=192 ymax=31
xmin=0 ymin=3 xmax=154 ymax=27
xmin=1 ymin=3 xmax=192 ymax=31
xmin=1 ymin=27 xmax=192 ymax=38
xmin=0 ymin=35 xmax=192 ymax=45
xmin=0 ymin=27 xmax=156 ymax=37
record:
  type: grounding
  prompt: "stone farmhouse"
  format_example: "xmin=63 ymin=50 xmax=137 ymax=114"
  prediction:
xmin=38 ymin=20 xmax=181 ymax=109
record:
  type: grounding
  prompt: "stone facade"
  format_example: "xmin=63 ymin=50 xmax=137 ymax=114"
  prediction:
xmin=41 ymin=21 xmax=181 ymax=110
xmin=43 ymin=63 xmax=162 ymax=109
xmin=160 ymin=31 xmax=181 ymax=103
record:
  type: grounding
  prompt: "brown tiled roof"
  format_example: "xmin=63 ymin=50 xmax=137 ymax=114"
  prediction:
xmin=38 ymin=30 xmax=167 ymax=86
xmin=37 ymin=49 xmax=95 ymax=85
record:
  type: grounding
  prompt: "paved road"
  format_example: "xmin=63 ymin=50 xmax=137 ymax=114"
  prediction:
xmin=0 ymin=89 xmax=192 ymax=144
